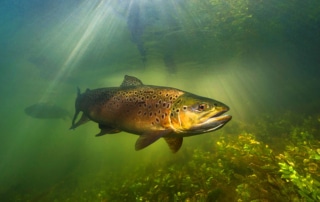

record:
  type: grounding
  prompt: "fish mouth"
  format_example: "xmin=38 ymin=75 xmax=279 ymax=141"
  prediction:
xmin=203 ymin=113 xmax=232 ymax=132
xmin=191 ymin=108 xmax=232 ymax=133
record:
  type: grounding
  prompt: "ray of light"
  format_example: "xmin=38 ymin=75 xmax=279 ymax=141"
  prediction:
xmin=38 ymin=0 xmax=121 ymax=102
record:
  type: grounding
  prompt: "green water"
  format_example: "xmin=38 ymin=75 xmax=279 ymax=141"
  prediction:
xmin=1 ymin=0 xmax=320 ymax=201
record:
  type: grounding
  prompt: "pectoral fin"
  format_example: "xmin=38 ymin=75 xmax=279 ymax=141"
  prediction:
xmin=135 ymin=130 xmax=172 ymax=151
xmin=164 ymin=137 xmax=183 ymax=153
xmin=96 ymin=124 xmax=121 ymax=136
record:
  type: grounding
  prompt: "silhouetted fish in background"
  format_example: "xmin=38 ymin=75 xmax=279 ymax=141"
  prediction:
xmin=25 ymin=103 xmax=70 ymax=120
xmin=163 ymin=53 xmax=177 ymax=74
xmin=112 ymin=1 xmax=161 ymax=64
xmin=70 ymin=75 xmax=232 ymax=153
xmin=127 ymin=1 xmax=147 ymax=63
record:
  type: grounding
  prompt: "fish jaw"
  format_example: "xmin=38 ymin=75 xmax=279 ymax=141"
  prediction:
xmin=169 ymin=93 xmax=232 ymax=135
xmin=189 ymin=113 xmax=232 ymax=133
xmin=190 ymin=104 xmax=232 ymax=132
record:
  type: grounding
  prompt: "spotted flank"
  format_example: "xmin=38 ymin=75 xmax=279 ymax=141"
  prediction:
xmin=70 ymin=75 xmax=232 ymax=153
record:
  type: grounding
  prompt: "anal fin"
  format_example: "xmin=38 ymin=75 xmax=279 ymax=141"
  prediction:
xmin=164 ymin=137 xmax=183 ymax=153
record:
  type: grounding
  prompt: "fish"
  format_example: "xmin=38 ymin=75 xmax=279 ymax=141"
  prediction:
xmin=25 ymin=103 xmax=70 ymax=120
xmin=163 ymin=53 xmax=177 ymax=74
xmin=127 ymin=2 xmax=147 ymax=64
xmin=70 ymin=75 xmax=232 ymax=153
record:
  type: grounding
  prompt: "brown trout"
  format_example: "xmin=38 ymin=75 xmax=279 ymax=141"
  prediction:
xmin=70 ymin=75 xmax=232 ymax=153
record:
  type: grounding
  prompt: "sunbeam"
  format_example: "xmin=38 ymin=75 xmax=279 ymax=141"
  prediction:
xmin=39 ymin=0 xmax=120 ymax=102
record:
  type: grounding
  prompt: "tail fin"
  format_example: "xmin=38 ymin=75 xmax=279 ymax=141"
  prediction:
xmin=70 ymin=87 xmax=81 ymax=129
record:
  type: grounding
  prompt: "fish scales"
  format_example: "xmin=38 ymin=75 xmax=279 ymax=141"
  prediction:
xmin=70 ymin=75 xmax=232 ymax=153
xmin=77 ymin=86 xmax=183 ymax=134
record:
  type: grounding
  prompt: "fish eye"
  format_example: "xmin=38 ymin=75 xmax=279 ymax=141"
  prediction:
xmin=198 ymin=104 xmax=206 ymax=111
xmin=191 ymin=103 xmax=207 ymax=112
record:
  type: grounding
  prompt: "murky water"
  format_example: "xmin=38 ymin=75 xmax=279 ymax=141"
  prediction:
xmin=1 ymin=0 xmax=320 ymax=201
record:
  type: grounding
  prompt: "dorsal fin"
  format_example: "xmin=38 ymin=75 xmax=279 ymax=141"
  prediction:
xmin=120 ymin=75 xmax=143 ymax=87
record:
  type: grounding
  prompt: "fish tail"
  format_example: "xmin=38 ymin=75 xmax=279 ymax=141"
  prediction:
xmin=70 ymin=87 xmax=81 ymax=129
xmin=77 ymin=87 xmax=81 ymax=97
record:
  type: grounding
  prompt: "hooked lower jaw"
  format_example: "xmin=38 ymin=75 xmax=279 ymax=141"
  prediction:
xmin=192 ymin=109 xmax=232 ymax=133
xmin=202 ymin=114 xmax=232 ymax=132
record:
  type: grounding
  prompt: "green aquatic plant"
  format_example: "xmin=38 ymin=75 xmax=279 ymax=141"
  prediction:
xmin=235 ymin=183 xmax=251 ymax=201
xmin=215 ymin=133 xmax=287 ymax=201
xmin=277 ymin=141 xmax=320 ymax=201
xmin=215 ymin=127 xmax=320 ymax=201
xmin=6 ymin=112 xmax=320 ymax=201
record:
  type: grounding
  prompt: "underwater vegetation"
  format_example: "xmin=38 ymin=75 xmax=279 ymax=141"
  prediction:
xmin=6 ymin=112 xmax=319 ymax=201
xmin=2 ymin=0 xmax=320 ymax=201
